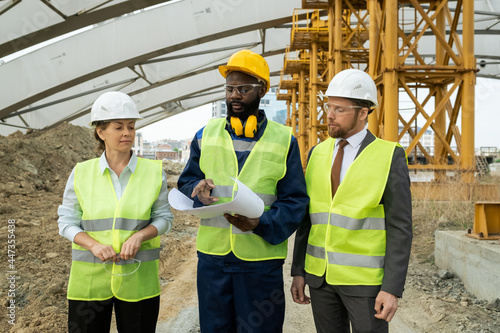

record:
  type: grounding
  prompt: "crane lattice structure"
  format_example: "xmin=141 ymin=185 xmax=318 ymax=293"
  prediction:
xmin=278 ymin=0 xmax=476 ymax=183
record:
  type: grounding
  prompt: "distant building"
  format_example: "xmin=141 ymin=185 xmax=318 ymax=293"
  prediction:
xmin=211 ymin=87 xmax=287 ymax=125
xmin=181 ymin=140 xmax=191 ymax=163
xmin=135 ymin=139 xmax=181 ymax=160
xmin=212 ymin=100 xmax=227 ymax=118
xmin=141 ymin=141 xmax=155 ymax=159
xmin=133 ymin=132 xmax=144 ymax=156
xmin=155 ymin=143 xmax=179 ymax=160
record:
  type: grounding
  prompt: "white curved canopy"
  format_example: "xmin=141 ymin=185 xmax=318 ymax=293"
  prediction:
xmin=1 ymin=0 xmax=499 ymax=136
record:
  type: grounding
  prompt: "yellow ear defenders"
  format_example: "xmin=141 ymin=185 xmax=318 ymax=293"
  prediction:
xmin=230 ymin=115 xmax=257 ymax=138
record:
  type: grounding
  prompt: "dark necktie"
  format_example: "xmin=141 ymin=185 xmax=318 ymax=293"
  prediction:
xmin=331 ymin=140 xmax=348 ymax=197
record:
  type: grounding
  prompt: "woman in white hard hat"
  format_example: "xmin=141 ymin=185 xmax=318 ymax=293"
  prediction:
xmin=57 ymin=91 xmax=173 ymax=333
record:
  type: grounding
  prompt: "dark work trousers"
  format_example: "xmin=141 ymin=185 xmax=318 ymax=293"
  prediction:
xmin=310 ymin=282 xmax=388 ymax=333
xmin=197 ymin=254 xmax=286 ymax=333
xmin=68 ymin=296 xmax=160 ymax=333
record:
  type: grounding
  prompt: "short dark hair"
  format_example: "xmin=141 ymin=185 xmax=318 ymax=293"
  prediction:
xmin=348 ymin=98 xmax=372 ymax=109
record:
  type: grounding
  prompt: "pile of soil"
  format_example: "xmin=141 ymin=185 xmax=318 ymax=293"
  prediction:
xmin=0 ymin=123 xmax=198 ymax=333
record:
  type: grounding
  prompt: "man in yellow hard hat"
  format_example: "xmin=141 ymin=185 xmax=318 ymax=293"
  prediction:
xmin=291 ymin=69 xmax=412 ymax=333
xmin=178 ymin=49 xmax=309 ymax=332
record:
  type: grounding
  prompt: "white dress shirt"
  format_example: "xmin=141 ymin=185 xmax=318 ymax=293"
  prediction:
xmin=57 ymin=152 xmax=173 ymax=242
xmin=331 ymin=128 xmax=368 ymax=184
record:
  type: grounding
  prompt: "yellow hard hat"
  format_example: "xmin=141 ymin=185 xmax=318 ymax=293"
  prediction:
xmin=219 ymin=49 xmax=270 ymax=93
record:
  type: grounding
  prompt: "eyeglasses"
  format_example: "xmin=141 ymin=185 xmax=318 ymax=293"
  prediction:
xmin=324 ymin=103 xmax=364 ymax=116
xmin=103 ymin=257 xmax=141 ymax=276
xmin=224 ymin=84 xmax=263 ymax=96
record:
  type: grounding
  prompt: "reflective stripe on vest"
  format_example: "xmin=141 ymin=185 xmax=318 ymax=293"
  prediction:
xmin=72 ymin=248 xmax=160 ymax=263
xmin=68 ymin=157 xmax=162 ymax=301
xmin=81 ymin=218 xmax=150 ymax=231
xmin=304 ymin=137 xmax=397 ymax=286
xmin=310 ymin=213 xmax=385 ymax=230
xmin=198 ymin=118 xmax=292 ymax=261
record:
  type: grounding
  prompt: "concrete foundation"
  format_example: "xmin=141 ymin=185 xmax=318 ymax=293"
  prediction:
xmin=435 ymin=230 xmax=500 ymax=302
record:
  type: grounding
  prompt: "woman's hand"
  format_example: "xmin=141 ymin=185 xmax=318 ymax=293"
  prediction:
xmin=119 ymin=225 xmax=159 ymax=260
xmin=74 ymin=232 xmax=119 ymax=262
xmin=89 ymin=243 xmax=119 ymax=262
xmin=120 ymin=233 xmax=144 ymax=260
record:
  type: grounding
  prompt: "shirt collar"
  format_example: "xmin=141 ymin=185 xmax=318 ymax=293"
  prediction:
xmin=99 ymin=151 xmax=137 ymax=175
xmin=338 ymin=128 xmax=367 ymax=149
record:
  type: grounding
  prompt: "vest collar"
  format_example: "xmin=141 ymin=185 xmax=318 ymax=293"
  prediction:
xmin=99 ymin=151 xmax=138 ymax=175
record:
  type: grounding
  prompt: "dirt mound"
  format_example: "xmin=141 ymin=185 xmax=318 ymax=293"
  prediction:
xmin=0 ymin=124 xmax=197 ymax=333
xmin=0 ymin=123 xmax=98 ymax=199
xmin=0 ymin=123 xmax=99 ymax=332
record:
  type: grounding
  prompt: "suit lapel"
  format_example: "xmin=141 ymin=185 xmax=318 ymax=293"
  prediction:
xmin=355 ymin=130 xmax=376 ymax=159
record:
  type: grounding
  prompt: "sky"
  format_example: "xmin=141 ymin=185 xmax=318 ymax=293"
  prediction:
xmin=137 ymin=104 xmax=212 ymax=142
xmin=138 ymin=78 xmax=500 ymax=148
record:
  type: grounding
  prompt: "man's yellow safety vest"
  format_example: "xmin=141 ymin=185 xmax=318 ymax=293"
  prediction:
xmin=198 ymin=118 xmax=292 ymax=261
xmin=68 ymin=157 xmax=162 ymax=301
xmin=305 ymin=137 xmax=397 ymax=286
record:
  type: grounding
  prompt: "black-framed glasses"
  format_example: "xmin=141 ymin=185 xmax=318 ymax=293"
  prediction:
xmin=324 ymin=103 xmax=363 ymax=116
xmin=224 ymin=84 xmax=263 ymax=96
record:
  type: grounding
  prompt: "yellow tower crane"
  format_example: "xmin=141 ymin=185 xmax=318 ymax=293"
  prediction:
xmin=279 ymin=0 xmax=489 ymax=198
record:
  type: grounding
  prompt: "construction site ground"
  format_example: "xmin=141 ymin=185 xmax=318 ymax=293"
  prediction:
xmin=1 ymin=123 xmax=499 ymax=332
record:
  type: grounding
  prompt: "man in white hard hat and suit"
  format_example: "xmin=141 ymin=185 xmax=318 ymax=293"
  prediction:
xmin=290 ymin=69 xmax=413 ymax=333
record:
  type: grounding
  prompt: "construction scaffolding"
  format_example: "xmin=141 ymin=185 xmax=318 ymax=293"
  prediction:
xmin=278 ymin=0 xmax=477 ymax=184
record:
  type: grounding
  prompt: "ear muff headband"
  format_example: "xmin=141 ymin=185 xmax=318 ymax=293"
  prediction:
xmin=230 ymin=115 xmax=257 ymax=138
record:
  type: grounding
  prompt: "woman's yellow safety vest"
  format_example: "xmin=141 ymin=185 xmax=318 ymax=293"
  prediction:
xmin=305 ymin=137 xmax=397 ymax=286
xmin=198 ymin=118 xmax=292 ymax=261
xmin=68 ymin=157 xmax=162 ymax=301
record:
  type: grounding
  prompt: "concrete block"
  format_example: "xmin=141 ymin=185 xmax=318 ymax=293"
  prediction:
xmin=435 ymin=230 xmax=500 ymax=302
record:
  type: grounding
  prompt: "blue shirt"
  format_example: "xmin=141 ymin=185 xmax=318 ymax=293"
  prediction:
xmin=58 ymin=152 xmax=174 ymax=242
xmin=177 ymin=110 xmax=309 ymax=264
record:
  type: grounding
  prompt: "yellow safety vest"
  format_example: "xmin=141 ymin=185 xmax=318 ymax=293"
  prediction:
xmin=305 ymin=137 xmax=397 ymax=285
xmin=198 ymin=118 xmax=292 ymax=261
xmin=68 ymin=157 xmax=162 ymax=301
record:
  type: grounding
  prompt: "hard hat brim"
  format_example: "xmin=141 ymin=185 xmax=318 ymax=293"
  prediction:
xmin=89 ymin=117 xmax=142 ymax=127
xmin=218 ymin=65 xmax=270 ymax=93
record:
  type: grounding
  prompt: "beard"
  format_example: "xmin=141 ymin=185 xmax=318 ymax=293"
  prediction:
xmin=227 ymin=95 xmax=261 ymax=122
xmin=328 ymin=111 xmax=360 ymax=138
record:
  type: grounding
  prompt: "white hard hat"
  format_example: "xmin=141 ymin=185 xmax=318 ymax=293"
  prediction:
xmin=325 ymin=69 xmax=378 ymax=108
xmin=89 ymin=91 xmax=142 ymax=126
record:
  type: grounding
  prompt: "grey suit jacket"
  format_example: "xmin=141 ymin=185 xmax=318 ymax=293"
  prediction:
xmin=291 ymin=130 xmax=413 ymax=298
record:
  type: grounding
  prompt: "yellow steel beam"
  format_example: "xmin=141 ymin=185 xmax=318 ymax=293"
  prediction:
xmin=334 ymin=0 xmax=343 ymax=74
xmin=299 ymin=69 xmax=307 ymax=168
xmin=383 ymin=0 xmax=399 ymax=142
xmin=328 ymin=4 xmax=334 ymax=81
xmin=309 ymin=41 xmax=319 ymax=146
xmin=279 ymin=0 xmax=477 ymax=180
xmin=367 ymin=0 xmax=379 ymax=135
xmin=291 ymin=87 xmax=298 ymax=137
xmin=405 ymin=78 xmax=462 ymax=157
xmin=435 ymin=5 xmax=447 ymax=181
xmin=409 ymin=0 xmax=461 ymax=65
xmin=461 ymin=0 xmax=476 ymax=183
